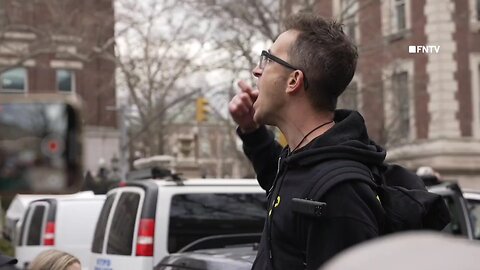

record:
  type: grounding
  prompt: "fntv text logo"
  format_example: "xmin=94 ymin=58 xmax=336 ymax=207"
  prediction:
xmin=409 ymin=45 xmax=440 ymax=54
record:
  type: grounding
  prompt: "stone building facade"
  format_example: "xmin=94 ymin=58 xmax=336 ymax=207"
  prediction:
xmin=313 ymin=0 xmax=480 ymax=187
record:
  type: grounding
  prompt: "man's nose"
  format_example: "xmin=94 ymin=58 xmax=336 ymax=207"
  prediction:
xmin=252 ymin=65 xmax=262 ymax=78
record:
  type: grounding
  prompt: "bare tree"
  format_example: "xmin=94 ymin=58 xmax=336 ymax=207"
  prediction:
xmin=176 ymin=0 xmax=279 ymax=175
xmin=110 ymin=0 xmax=214 ymax=157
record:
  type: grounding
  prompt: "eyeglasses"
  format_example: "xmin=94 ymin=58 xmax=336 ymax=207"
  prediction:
xmin=259 ymin=50 xmax=309 ymax=89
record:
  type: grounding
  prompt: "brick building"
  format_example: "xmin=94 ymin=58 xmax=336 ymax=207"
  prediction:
xmin=0 ymin=0 xmax=118 ymax=174
xmin=311 ymin=0 xmax=480 ymax=187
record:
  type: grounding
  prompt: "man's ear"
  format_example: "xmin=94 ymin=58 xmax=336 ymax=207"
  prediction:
xmin=286 ymin=70 xmax=305 ymax=94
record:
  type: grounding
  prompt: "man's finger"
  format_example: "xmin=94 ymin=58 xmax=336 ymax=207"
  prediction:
xmin=238 ymin=80 xmax=259 ymax=104
xmin=239 ymin=93 xmax=253 ymax=107
xmin=229 ymin=95 xmax=251 ymax=115
xmin=238 ymin=80 xmax=254 ymax=95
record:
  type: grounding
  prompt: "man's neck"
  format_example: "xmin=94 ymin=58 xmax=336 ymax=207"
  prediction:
xmin=279 ymin=111 xmax=335 ymax=153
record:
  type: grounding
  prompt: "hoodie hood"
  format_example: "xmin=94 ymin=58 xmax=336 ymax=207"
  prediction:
xmin=286 ymin=110 xmax=386 ymax=167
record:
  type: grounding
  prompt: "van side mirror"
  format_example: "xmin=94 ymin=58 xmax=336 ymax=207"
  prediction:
xmin=0 ymin=95 xmax=83 ymax=194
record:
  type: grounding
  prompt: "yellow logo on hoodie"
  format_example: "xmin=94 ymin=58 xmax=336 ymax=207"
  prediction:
xmin=274 ymin=196 xmax=281 ymax=207
xmin=268 ymin=196 xmax=281 ymax=217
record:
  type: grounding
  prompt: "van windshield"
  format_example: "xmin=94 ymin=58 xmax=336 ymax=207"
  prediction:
xmin=168 ymin=193 xmax=266 ymax=253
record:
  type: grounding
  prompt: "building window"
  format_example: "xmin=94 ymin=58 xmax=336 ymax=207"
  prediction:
xmin=469 ymin=0 xmax=480 ymax=32
xmin=383 ymin=61 xmax=414 ymax=145
xmin=0 ymin=0 xmax=5 ymax=26
xmin=391 ymin=72 xmax=410 ymax=142
xmin=340 ymin=0 xmax=359 ymax=42
xmin=395 ymin=0 xmax=406 ymax=31
xmin=381 ymin=0 xmax=411 ymax=37
xmin=477 ymin=0 xmax=480 ymax=20
xmin=56 ymin=69 xmax=74 ymax=92
xmin=0 ymin=67 xmax=27 ymax=92
xmin=338 ymin=81 xmax=358 ymax=110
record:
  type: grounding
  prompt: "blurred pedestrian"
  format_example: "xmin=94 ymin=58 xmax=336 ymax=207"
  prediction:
xmin=229 ymin=12 xmax=386 ymax=270
xmin=28 ymin=249 xmax=80 ymax=270
xmin=416 ymin=166 xmax=441 ymax=186
xmin=82 ymin=170 xmax=95 ymax=191
xmin=96 ymin=158 xmax=110 ymax=183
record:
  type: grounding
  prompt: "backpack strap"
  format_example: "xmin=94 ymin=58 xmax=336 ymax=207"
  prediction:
xmin=295 ymin=160 xmax=380 ymax=267
xmin=303 ymin=160 xmax=377 ymax=200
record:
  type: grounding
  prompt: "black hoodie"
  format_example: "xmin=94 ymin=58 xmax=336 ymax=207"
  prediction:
xmin=239 ymin=110 xmax=386 ymax=270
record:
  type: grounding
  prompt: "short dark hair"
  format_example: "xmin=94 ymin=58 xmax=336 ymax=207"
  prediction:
xmin=284 ymin=13 xmax=358 ymax=111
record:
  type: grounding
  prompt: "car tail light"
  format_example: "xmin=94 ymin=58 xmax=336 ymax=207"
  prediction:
xmin=43 ymin=222 xmax=55 ymax=246
xmin=136 ymin=219 xmax=154 ymax=256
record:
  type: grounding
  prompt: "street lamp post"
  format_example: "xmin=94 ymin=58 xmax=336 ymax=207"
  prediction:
xmin=106 ymin=104 xmax=129 ymax=181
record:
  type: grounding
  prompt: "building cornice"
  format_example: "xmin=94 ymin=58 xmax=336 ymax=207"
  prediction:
xmin=387 ymin=139 xmax=480 ymax=171
xmin=1 ymin=31 xmax=37 ymax=40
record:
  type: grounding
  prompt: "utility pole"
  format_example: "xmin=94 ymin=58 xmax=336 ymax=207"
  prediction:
xmin=118 ymin=104 xmax=128 ymax=181
xmin=106 ymin=104 xmax=129 ymax=181
xmin=216 ymin=126 xmax=222 ymax=178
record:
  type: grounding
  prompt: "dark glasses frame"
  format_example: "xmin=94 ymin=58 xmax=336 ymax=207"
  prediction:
xmin=260 ymin=50 xmax=309 ymax=89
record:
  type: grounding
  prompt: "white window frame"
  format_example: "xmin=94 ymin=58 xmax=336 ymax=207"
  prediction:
xmin=50 ymin=60 xmax=83 ymax=70
xmin=0 ymin=67 xmax=28 ymax=93
xmin=332 ymin=0 xmax=360 ymax=43
xmin=382 ymin=60 xmax=415 ymax=146
xmin=381 ymin=0 xmax=412 ymax=37
xmin=470 ymin=53 xmax=480 ymax=138
xmin=56 ymin=69 xmax=76 ymax=93
xmin=470 ymin=0 xmax=480 ymax=31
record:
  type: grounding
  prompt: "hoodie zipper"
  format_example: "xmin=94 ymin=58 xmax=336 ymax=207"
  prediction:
xmin=267 ymin=155 xmax=286 ymax=266
xmin=268 ymin=156 xmax=282 ymax=196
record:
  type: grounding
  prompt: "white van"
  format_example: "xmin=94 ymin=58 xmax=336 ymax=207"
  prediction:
xmin=4 ymin=191 xmax=95 ymax=244
xmin=16 ymin=195 xmax=106 ymax=269
xmin=90 ymin=178 xmax=266 ymax=270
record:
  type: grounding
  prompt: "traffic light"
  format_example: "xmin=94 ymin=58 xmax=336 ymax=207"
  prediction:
xmin=196 ymin=97 xmax=209 ymax=122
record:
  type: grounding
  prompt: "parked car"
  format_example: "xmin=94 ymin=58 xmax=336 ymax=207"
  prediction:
xmin=462 ymin=190 xmax=480 ymax=239
xmin=15 ymin=195 xmax=105 ymax=269
xmin=89 ymin=177 xmax=266 ymax=270
xmin=155 ymin=244 xmax=257 ymax=270
xmin=427 ymin=182 xmax=475 ymax=239
xmin=4 ymin=191 xmax=95 ymax=245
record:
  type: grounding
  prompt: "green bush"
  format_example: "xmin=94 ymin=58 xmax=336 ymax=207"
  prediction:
xmin=0 ymin=238 xmax=14 ymax=257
